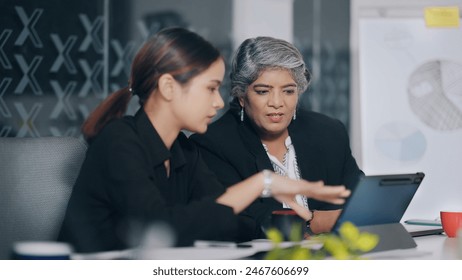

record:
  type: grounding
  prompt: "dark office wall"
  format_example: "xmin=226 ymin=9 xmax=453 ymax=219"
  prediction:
xmin=0 ymin=0 xmax=349 ymax=138
xmin=294 ymin=0 xmax=351 ymax=128
xmin=0 ymin=0 xmax=232 ymax=138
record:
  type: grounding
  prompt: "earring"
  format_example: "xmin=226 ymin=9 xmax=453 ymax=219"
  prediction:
xmin=240 ymin=107 xmax=244 ymax=122
xmin=293 ymin=110 xmax=297 ymax=120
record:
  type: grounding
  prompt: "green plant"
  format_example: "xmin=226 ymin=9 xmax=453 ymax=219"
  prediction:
xmin=264 ymin=221 xmax=379 ymax=260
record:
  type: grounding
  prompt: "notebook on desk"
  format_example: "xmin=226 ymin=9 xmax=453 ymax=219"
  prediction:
xmin=332 ymin=172 xmax=425 ymax=232
xmin=403 ymin=224 xmax=443 ymax=237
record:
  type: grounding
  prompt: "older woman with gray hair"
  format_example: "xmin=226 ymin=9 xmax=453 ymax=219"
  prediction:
xmin=190 ymin=36 xmax=362 ymax=237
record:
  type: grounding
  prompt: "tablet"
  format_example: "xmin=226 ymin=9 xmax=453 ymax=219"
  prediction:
xmin=332 ymin=172 xmax=425 ymax=232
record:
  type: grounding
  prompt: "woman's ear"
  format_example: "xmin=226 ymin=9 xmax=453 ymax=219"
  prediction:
xmin=157 ymin=74 xmax=176 ymax=101
xmin=238 ymin=96 xmax=245 ymax=108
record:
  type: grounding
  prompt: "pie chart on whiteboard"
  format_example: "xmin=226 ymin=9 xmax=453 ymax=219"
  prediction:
xmin=374 ymin=122 xmax=427 ymax=162
xmin=408 ymin=60 xmax=462 ymax=131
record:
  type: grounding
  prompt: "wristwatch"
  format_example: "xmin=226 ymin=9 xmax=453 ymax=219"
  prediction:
xmin=306 ymin=210 xmax=315 ymax=227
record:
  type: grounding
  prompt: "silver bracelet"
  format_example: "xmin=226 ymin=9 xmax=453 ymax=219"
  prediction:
xmin=260 ymin=169 xmax=272 ymax=197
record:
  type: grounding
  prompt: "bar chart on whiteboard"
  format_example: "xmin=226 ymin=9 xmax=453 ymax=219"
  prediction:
xmin=358 ymin=18 xmax=462 ymax=221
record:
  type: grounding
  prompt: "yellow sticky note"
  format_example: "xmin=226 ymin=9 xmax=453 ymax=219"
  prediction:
xmin=424 ymin=6 xmax=460 ymax=27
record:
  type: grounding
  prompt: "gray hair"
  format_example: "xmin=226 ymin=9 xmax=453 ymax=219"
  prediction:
xmin=230 ymin=36 xmax=311 ymax=98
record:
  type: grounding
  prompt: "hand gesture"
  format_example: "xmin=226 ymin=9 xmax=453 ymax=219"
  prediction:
xmin=271 ymin=174 xmax=350 ymax=221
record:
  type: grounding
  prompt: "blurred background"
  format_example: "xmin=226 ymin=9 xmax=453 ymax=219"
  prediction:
xmin=0 ymin=0 xmax=351 ymax=138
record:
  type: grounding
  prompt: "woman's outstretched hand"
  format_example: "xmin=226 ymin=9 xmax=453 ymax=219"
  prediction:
xmin=271 ymin=175 xmax=351 ymax=220
xmin=215 ymin=171 xmax=350 ymax=217
xmin=300 ymin=180 xmax=350 ymax=205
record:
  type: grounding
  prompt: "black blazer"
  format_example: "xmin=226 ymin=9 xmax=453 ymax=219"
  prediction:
xmin=190 ymin=101 xmax=363 ymax=229
xmin=58 ymin=109 xmax=256 ymax=253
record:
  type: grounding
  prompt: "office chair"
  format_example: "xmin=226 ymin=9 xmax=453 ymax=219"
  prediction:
xmin=0 ymin=137 xmax=87 ymax=259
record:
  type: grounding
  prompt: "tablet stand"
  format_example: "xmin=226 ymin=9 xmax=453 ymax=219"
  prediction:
xmin=358 ymin=223 xmax=416 ymax=253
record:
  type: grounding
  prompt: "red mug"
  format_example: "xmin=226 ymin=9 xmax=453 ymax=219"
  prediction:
xmin=440 ymin=211 xmax=462 ymax=238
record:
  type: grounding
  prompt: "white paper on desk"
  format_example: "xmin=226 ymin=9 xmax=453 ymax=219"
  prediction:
xmin=71 ymin=239 xmax=324 ymax=260
xmin=403 ymin=223 xmax=443 ymax=232
xmin=72 ymin=249 xmax=135 ymax=260
xmin=243 ymin=239 xmax=323 ymax=253
xmin=136 ymin=247 xmax=257 ymax=260
xmin=136 ymin=239 xmax=324 ymax=260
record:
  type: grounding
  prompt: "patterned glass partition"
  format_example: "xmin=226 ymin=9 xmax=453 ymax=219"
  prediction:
xmin=1 ymin=0 xmax=108 ymax=137
xmin=1 ymin=0 xmax=349 ymax=138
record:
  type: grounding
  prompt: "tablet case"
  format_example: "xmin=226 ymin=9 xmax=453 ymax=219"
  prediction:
xmin=332 ymin=172 xmax=425 ymax=252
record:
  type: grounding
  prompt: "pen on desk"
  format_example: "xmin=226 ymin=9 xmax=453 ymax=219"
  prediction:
xmin=404 ymin=219 xmax=442 ymax=226
xmin=194 ymin=240 xmax=236 ymax=248
xmin=194 ymin=240 xmax=252 ymax=248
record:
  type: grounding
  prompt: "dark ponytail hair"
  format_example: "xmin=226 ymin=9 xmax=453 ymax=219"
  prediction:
xmin=82 ymin=27 xmax=221 ymax=142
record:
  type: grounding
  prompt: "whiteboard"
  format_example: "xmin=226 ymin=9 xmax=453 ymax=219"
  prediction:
xmin=358 ymin=18 xmax=462 ymax=221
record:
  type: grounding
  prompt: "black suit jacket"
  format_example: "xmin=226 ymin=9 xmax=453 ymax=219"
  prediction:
xmin=190 ymin=102 xmax=363 ymax=230
xmin=59 ymin=109 xmax=256 ymax=253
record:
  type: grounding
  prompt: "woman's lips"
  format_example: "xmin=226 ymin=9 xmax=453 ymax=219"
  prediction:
xmin=267 ymin=113 xmax=283 ymax=122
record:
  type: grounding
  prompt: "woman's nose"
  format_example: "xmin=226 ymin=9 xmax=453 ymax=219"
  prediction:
xmin=268 ymin=91 xmax=283 ymax=107
xmin=214 ymin=92 xmax=225 ymax=109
